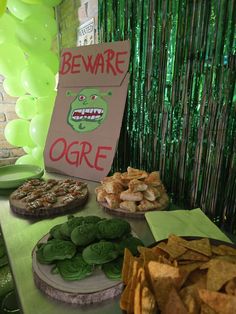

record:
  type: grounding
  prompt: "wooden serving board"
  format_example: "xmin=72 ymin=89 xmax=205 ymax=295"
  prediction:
xmin=99 ymin=201 xmax=169 ymax=219
xmin=9 ymin=179 xmax=89 ymax=218
xmin=32 ymin=234 xmax=123 ymax=305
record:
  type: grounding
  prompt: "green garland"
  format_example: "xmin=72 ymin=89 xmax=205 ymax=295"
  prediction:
xmin=98 ymin=0 xmax=236 ymax=233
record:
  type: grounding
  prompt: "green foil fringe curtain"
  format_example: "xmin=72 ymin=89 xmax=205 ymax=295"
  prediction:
xmin=98 ymin=0 xmax=236 ymax=232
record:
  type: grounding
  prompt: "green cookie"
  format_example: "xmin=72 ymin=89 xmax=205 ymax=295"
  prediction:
xmin=82 ymin=241 xmax=119 ymax=265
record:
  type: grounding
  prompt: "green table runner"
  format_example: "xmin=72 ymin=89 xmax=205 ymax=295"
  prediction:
xmin=145 ymin=208 xmax=231 ymax=243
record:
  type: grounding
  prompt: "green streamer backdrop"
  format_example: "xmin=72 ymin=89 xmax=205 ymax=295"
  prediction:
xmin=98 ymin=0 xmax=236 ymax=233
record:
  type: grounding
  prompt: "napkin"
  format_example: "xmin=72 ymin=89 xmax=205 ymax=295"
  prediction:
xmin=145 ymin=208 xmax=231 ymax=243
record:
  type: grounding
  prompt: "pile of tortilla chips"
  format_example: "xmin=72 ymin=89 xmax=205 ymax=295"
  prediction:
xmin=120 ymin=234 xmax=236 ymax=314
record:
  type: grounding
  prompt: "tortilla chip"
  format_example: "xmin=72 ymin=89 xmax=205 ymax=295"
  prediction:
xmin=200 ymin=303 xmax=217 ymax=314
xmin=126 ymin=260 xmax=142 ymax=313
xmin=178 ymin=260 xmax=202 ymax=265
xmin=137 ymin=249 xmax=162 ymax=287
xmin=120 ymin=279 xmax=132 ymax=311
xmin=138 ymin=246 xmax=166 ymax=264
xmin=212 ymin=244 xmax=236 ymax=256
xmin=122 ymin=248 xmax=134 ymax=285
xmin=120 ymin=235 xmax=236 ymax=314
xmin=206 ymin=259 xmax=236 ymax=291
xmin=141 ymin=285 xmax=156 ymax=314
xmin=134 ymin=281 xmax=142 ymax=314
xmin=185 ymin=268 xmax=207 ymax=287
xmin=121 ymin=248 xmax=139 ymax=285
xmin=157 ymin=255 xmax=175 ymax=265
xmin=157 ymin=241 xmax=187 ymax=259
xmin=179 ymin=286 xmax=199 ymax=314
xmin=182 ymin=294 xmax=198 ymax=314
xmin=213 ymin=254 xmax=236 ymax=264
xmin=199 ymin=260 xmax=213 ymax=270
xmin=164 ymin=287 xmax=188 ymax=314
xmin=167 ymin=234 xmax=186 ymax=244
xmin=225 ymin=278 xmax=236 ymax=295
xmin=180 ymin=238 xmax=212 ymax=257
xmin=137 ymin=266 xmax=146 ymax=284
xmin=178 ymin=249 xmax=209 ymax=262
xmin=180 ymin=279 xmax=207 ymax=313
xmin=198 ymin=289 xmax=236 ymax=314
xmin=147 ymin=261 xmax=184 ymax=311
xmin=141 ymin=248 xmax=175 ymax=266
xmin=127 ymin=277 xmax=137 ymax=314
xmin=168 ymin=234 xmax=188 ymax=245
xmin=179 ymin=262 xmax=204 ymax=285
xmin=120 ymin=255 xmax=143 ymax=313
xmin=179 ymin=261 xmax=203 ymax=274
xmin=136 ymin=266 xmax=156 ymax=314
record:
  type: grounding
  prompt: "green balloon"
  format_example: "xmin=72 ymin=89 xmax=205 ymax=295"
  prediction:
xmin=35 ymin=157 xmax=44 ymax=168
xmin=42 ymin=0 xmax=62 ymax=7
xmin=3 ymin=76 xmax=26 ymax=97
xmin=15 ymin=95 xmax=37 ymax=120
xmin=21 ymin=0 xmax=42 ymax=4
xmin=4 ymin=119 xmax=35 ymax=147
xmin=35 ymin=92 xmax=57 ymax=114
xmin=16 ymin=19 xmax=52 ymax=54
xmin=0 ymin=43 xmax=27 ymax=77
xmin=0 ymin=13 xmax=17 ymax=44
xmin=23 ymin=146 xmax=34 ymax=154
xmin=15 ymin=154 xmax=41 ymax=167
xmin=7 ymin=0 xmax=29 ymax=19
xmin=30 ymin=113 xmax=51 ymax=146
xmin=29 ymin=51 xmax=59 ymax=74
xmin=21 ymin=62 xmax=56 ymax=97
xmin=7 ymin=0 xmax=54 ymax=20
xmin=24 ymin=14 xmax=57 ymax=38
xmin=32 ymin=146 xmax=43 ymax=160
xmin=0 ymin=0 xmax=7 ymax=17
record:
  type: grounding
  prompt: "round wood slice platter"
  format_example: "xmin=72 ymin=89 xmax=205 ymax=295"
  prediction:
xmin=9 ymin=179 xmax=89 ymax=218
xmin=99 ymin=200 xmax=169 ymax=219
xmin=32 ymin=234 xmax=123 ymax=305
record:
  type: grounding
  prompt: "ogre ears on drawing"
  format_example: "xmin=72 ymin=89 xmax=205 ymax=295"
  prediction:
xmin=66 ymin=91 xmax=77 ymax=96
xmin=66 ymin=90 xmax=112 ymax=97
xmin=102 ymin=91 xmax=112 ymax=97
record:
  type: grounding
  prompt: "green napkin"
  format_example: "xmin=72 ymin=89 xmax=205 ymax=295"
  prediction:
xmin=145 ymin=208 xmax=231 ymax=243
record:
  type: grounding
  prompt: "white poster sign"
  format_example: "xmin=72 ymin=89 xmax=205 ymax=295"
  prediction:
xmin=77 ymin=18 xmax=95 ymax=46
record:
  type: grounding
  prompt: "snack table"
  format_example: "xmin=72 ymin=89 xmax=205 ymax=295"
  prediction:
xmin=0 ymin=172 xmax=155 ymax=314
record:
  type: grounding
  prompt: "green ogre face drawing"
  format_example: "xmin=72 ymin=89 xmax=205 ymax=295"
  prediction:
xmin=67 ymin=88 xmax=111 ymax=133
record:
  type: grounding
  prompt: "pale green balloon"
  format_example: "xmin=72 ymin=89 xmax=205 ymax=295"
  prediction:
xmin=24 ymin=14 xmax=57 ymax=38
xmin=4 ymin=119 xmax=35 ymax=147
xmin=16 ymin=19 xmax=52 ymax=54
xmin=15 ymin=154 xmax=41 ymax=167
xmin=30 ymin=113 xmax=51 ymax=146
xmin=0 ymin=43 xmax=27 ymax=77
xmin=42 ymin=0 xmax=62 ymax=7
xmin=23 ymin=146 xmax=34 ymax=154
xmin=7 ymin=0 xmax=29 ymax=19
xmin=7 ymin=0 xmax=54 ymax=20
xmin=3 ymin=76 xmax=26 ymax=97
xmin=15 ymin=95 xmax=37 ymax=119
xmin=35 ymin=91 xmax=57 ymax=114
xmin=21 ymin=62 xmax=56 ymax=97
xmin=37 ymin=158 xmax=45 ymax=168
xmin=0 ymin=13 xmax=17 ymax=44
xmin=21 ymin=0 xmax=42 ymax=4
xmin=29 ymin=50 xmax=59 ymax=74
xmin=0 ymin=0 xmax=7 ymax=17
xmin=32 ymin=146 xmax=43 ymax=160
xmin=32 ymin=156 xmax=44 ymax=168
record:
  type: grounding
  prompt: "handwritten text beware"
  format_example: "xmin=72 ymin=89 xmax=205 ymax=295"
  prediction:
xmin=60 ymin=49 xmax=128 ymax=76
